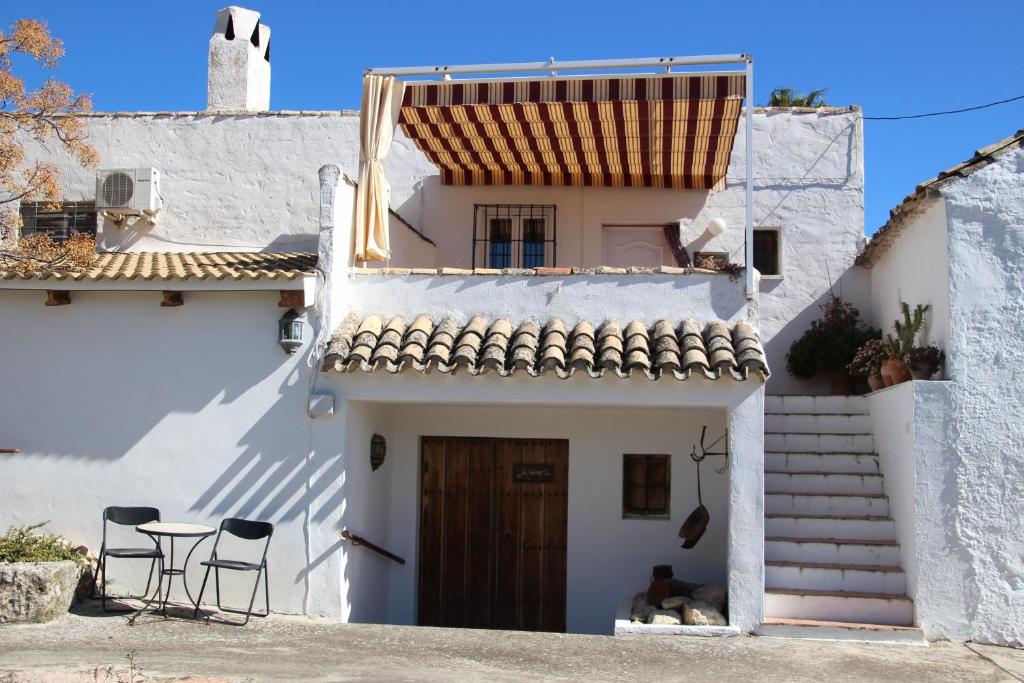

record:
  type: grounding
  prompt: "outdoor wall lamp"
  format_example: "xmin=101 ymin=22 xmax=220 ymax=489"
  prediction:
xmin=705 ymin=217 xmax=727 ymax=236
xmin=278 ymin=308 xmax=304 ymax=354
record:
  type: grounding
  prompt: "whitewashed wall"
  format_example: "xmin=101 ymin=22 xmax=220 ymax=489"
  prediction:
xmin=866 ymin=380 xmax=966 ymax=640
xmin=863 ymin=146 xmax=1024 ymax=646
xmin=0 ymin=289 xmax=330 ymax=613
xmin=868 ymin=199 xmax=952 ymax=354
xmin=347 ymin=271 xmax=752 ymax=328
xmin=940 ymin=147 xmax=1024 ymax=646
xmin=15 ymin=112 xmax=434 ymax=253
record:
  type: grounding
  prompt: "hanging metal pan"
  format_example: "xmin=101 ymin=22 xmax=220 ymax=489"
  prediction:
xmin=679 ymin=453 xmax=709 ymax=549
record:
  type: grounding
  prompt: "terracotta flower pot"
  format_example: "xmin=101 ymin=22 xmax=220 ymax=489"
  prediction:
xmin=880 ymin=359 xmax=895 ymax=387
xmin=886 ymin=356 xmax=912 ymax=384
xmin=867 ymin=374 xmax=885 ymax=392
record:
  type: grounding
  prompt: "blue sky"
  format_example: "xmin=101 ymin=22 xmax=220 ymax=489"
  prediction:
xmin=10 ymin=1 xmax=1023 ymax=233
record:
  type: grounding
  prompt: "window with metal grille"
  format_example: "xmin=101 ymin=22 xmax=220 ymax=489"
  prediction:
xmin=753 ymin=228 xmax=780 ymax=276
xmin=473 ymin=204 xmax=556 ymax=269
xmin=19 ymin=202 xmax=97 ymax=242
xmin=623 ymin=454 xmax=670 ymax=518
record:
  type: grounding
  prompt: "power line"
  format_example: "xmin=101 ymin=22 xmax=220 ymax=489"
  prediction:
xmin=863 ymin=93 xmax=1024 ymax=120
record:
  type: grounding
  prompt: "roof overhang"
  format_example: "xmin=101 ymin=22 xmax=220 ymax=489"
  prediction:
xmin=0 ymin=252 xmax=318 ymax=294
xmin=372 ymin=55 xmax=749 ymax=191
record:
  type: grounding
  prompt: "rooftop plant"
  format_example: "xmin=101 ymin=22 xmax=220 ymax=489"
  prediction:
xmin=768 ymin=88 xmax=828 ymax=108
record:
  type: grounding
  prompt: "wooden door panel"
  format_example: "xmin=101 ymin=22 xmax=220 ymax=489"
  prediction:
xmin=463 ymin=438 xmax=495 ymax=629
xmin=417 ymin=437 xmax=445 ymax=627
xmin=419 ymin=437 xmax=567 ymax=632
xmin=492 ymin=439 xmax=523 ymax=631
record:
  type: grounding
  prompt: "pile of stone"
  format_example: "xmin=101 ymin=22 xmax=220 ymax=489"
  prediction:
xmin=629 ymin=583 xmax=727 ymax=627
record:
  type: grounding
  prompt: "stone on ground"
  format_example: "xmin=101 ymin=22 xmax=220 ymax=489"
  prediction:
xmin=0 ymin=561 xmax=81 ymax=624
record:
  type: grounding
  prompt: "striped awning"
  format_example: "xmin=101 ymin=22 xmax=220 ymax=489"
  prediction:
xmin=398 ymin=74 xmax=745 ymax=190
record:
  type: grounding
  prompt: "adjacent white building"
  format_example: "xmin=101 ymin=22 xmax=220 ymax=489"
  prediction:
xmin=0 ymin=6 xmax=1020 ymax=645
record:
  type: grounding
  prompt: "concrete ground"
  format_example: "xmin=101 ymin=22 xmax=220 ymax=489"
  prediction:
xmin=1 ymin=603 xmax=1022 ymax=682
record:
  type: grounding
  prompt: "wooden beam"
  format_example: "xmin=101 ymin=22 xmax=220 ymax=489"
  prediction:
xmin=161 ymin=291 xmax=184 ymax=307
xmin=278 ymin=290 xmax=307 ymax=308
xmin=45 ymin=290 xmax=70 ymax=306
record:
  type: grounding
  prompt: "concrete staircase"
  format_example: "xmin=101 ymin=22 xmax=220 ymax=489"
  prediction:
xmin=759 ymin=396 xmax=924 ymax=642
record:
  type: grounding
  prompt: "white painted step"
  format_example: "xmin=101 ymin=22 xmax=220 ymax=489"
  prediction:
xmin=766 ymin=561 xmax=907 ymax=594
xmin=756 ymin=618 xmax=926 ymax=644
xmin=766 ymin=537 xmax=901 ymax=565
xmin=765 ymin=515 xmax=896 ymax=540
xmin=766 ymin=492 xmax=889 ymax=516
xmin=765 ymin=414 xmax=872 ymax=435
xmin=765 ymin=395 xmax=867 ymax=415
xmin=765 ymin=433 xmax=874 ymax=454
xmin=765 ymin=589 xmax=913 ymax=626
xmin=766 ymin=452 xmax=879 ymax=474
xmin=765 ymin=472 xmax=884 ymax=495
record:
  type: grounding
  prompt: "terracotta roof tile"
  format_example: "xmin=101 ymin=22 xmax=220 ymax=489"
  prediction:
xmin=0 ymin=251 xmax=317 ymax=282
xmin=324 ymin=314 xmax=769 ymax=382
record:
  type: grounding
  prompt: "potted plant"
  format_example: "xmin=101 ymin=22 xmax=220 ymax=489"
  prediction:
xmin=786 ymin=296 xmax=878 ymax=394
xmin=908 ymin=345 xmax=944 ymax=380
xmin=883 ymin=303 xmax=930 ymax=386
xmin=848 ymin=338 xmax=886 ymax=392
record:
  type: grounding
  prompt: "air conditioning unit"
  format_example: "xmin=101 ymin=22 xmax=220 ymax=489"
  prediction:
xmin=95 ymin=168 xmax=162 ymax=217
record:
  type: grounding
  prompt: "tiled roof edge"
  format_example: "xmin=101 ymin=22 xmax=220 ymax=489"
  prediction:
xmin=322 ymin=314 xmax=769 ymax=383
xmin=858 ymin=128 xmax=1024 ymax=267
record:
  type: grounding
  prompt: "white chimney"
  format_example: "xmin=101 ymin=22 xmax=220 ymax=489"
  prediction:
xmin=207 ymin=6 xmax=271 ymax=112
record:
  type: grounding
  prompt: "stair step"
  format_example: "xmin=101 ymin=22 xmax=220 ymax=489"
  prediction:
xmin=765 ymin=414 xmax=872 ymax=435
xmin=766 ymin=492 xmax=889 ymax=516
xmin=764 ymin=471 xmax=884 ymax=495
xmin=765 ymin=433 xmax=874 ymax=453
xmin=765 ymin=395 xmax=867 ymax=415
xmin=765 ymin=514 xmax=895 ymax=540
xmin=766 ymin=452 xmax=879 ymax=474
xmin=766 ymin=560 xmax=907 ymax=594
xmin=756 ymin=618 xmax=926 ymax=644
xmin=766 ymin=537 xmax=901 ymax=565
xmin=764 ymin=588 xmax=913 ymax=626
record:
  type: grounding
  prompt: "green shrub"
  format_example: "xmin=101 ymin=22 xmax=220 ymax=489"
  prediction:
xmin=786 ymin=296 xmax=878 ymax=379
xmin=0 ymin=522 xmax=89 ymax=565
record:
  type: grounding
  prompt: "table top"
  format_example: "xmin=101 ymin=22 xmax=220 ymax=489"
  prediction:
xmin=137 ymin=522 xmax=216 ymax=537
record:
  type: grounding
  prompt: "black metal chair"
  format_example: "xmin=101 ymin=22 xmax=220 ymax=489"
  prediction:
xmin=193 ymin=517 xmax=273 ymax=625
xmin=91 ymin=506 xmax=163 ymax=612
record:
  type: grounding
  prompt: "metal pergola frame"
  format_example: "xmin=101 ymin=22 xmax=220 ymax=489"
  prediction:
xmin=366 ymin=54 xmax=756 ymax=299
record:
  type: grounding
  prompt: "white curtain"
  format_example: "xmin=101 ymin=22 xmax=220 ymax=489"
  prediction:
xmin=354 ymin=74 xmax=406 ymax=262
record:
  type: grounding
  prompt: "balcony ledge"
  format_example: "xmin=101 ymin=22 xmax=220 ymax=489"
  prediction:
xmin=352 ymin=265 xmax=736 ymax=277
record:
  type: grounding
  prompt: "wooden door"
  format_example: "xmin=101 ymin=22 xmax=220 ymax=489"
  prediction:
xmin=418 ymin=436 xmax=568 ymax=632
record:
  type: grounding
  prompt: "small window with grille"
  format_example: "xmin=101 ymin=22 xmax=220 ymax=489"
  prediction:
xmin=473 ymin=204 xmax=556 ymax=269
xmin=19 ymin=202 xmax=97 ymax=242
xmin=623 ymin=454 xmax=670 ymax=518
xmin=753 ymin=228 xmax=781 ymax=276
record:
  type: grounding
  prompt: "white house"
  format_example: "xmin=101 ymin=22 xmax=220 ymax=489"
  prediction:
xmin=0 ymin=6 xmax=1020 ymax=645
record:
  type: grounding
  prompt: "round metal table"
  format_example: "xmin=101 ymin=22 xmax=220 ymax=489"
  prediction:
xmin=128 ymin=522 xmax=216 ymax=623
